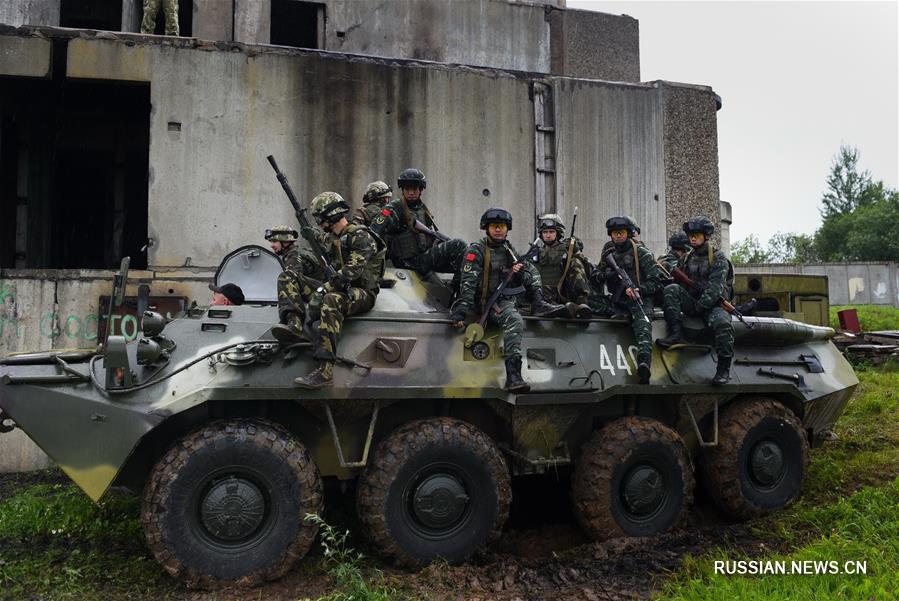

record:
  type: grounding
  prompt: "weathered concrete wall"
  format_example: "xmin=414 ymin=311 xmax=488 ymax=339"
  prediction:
xmin=323 ymin=0 xmax=551 ymax=73
xmin=548 ymin=7 xmax=639 ymax=82
xmin=234 ymin=0 xmax=270 ymax=45
xmin=735 ymin=262 xmax=899 ymax=308
xmin=553 ymin=78 xmax=666 ymax=255
xmin=0 ymin=34 xmax=51 ymax=77
xmin=0 ymin=0 xmax=59 ymax=27
xmin=662 ymin=82 xmax=721 ymax=248
xmin=194 ymin=0 xmax=233 ymax=42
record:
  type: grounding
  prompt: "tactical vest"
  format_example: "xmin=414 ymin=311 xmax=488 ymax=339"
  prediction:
xmin=682 ymin=244 xmax=734 ymax=298
xmin=339 ymin=224 xmax=387 ymax=291
xmin=473 ymin=239 xmax=514 ymax=309
xmin=607 ymin=240 xmax=641 ymax=294
xmin=537 ymin=242 xmax=567 ymax=289
xmin=388 ymin=200 xmax=433 ymax=262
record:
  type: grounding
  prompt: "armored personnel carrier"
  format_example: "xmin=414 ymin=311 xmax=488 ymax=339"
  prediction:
xmin=0 ymin=247 xmax=858 ymax=588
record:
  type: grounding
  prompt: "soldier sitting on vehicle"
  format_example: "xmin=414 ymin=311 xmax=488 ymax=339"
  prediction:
xmin=656 ymin=216 xmax=735 ymax=385
xmin=370 ymin=168 xmax=467 ymax=291
xmin=353 ymin=180 xmax=393 ymax=227
xmin=589 ymin=217 xmax=662 ymax=384
xmin=529 ymin=213 xmax=592 ymax=319
xmin=293 ymin=192 xmax=386 ymax=389
xmin=450 ymin=208 xmax=568 ymax=393
xmin=657 ymin=231 xmax=692 ymax=277
xmin=267 ymin=225 xmax=329 ymax=344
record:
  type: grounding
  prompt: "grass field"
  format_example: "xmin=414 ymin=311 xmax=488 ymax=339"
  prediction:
xmin=830 ymin=304 xmax=899 ymax=332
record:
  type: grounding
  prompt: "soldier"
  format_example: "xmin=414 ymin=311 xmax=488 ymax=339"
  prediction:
xmin=589 ymin=217 xmax=662 ymax=384
xmin=450 ymin=208 xmax=565 ymax=393
xmin=531 ymin=214 xmax=592 ymax=319
xmin=141 ymin=0 xmax=179 ymax=35
xmin=294 ymin=193 xmax=386 ymax=389
xmin=267 ymin=225 xmax=327 ymax=344
xmin=370 ymin=168 xmax=467 ymax=283
xmin=656 ymin=216 xmax=734 ymax=385
xmin=209 ymin=283 xmax=244 ymax=306
xmin=657 ymin=232 xmax=691 ymax=276
xmin=353 ymin=180 xmax=393 ymax=226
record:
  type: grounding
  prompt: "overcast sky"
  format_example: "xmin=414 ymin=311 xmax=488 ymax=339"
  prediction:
xmin=567 ymin=0 xmax=898 ymax=244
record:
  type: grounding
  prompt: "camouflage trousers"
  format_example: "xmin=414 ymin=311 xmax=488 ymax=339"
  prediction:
xmin=543 ymin=258 xmax=590 ymax=305
xmin=141 ymin=0 xmax=179 ymax=35
xmin=277 ymin=270 xmax=322 ymax=324
xmin=481 ymin=299 xmax=524 ymax=359
xmin=316 ymin=288 xmax=377 ymax=361
xmin=662 ymin=284 xmax=734 ymax=358
xmin=592 ymin=295 xmax=654 ymax=361
xmin=403 ymin=238 xmax=467 ymax=275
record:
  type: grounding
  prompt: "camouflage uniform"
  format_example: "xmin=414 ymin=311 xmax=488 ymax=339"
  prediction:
xmin=141 ymin=0 xmax=179 ymax=35
xmin=370 ymin=197 xmax=466 ymax=277
xmin=277 ymin=243 xmax=327 ymax=332
xmin=454 ymin=237 xmax=543 ymax=360
xmin=533 ymin=238 xmax=590 ymax=304
xmin=656 ymin=251 xmax=680 ymax=277
xmin=352 ymin=181 xmax=392 ymax=227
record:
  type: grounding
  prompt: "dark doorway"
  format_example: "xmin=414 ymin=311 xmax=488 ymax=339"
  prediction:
xmin=270 ymin=0 xmax=323 ymax=49
xmin=0 ymin=78 xmax=150 ymax=269
xmin=149 ymin=0 xmax=193 ymax=36
xmin=60 ymin=0 xmax=122 ymax=31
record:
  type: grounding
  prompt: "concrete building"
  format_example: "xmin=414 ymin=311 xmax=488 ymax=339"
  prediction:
xmin=0 ymin=0 xmax=726 ymax=469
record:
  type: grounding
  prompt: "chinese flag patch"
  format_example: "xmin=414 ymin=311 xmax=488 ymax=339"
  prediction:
xmin=380 ymin=208 xmax=391 ymax=216
xmin=465 ymin=252 xmax=477 ymax=262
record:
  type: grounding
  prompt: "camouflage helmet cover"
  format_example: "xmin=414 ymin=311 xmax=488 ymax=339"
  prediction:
xmin=682 ymin=215 xmax=715 ymax=237
xmin=538 ymin=213 xmax=565 ymax=234
xmin=480 ymin=207 xmax=513 ymax=231
xmin=668 ymin=231 xmax=691 ymax=251
xmin=265 ymin=224 xmax=299 ymax=242
xmin=362 ymin=181 xmax=393 ymax=205
xmin=311 ymin=191 xmax=350 ymax=222
xmin=397 ymin=168 xmax=427 ymax=190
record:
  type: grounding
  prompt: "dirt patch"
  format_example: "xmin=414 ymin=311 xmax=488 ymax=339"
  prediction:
xmin=0 ymin=467 xmax=69 ymax=502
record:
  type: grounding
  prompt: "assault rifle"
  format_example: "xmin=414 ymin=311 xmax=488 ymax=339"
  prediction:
xmin=603 ymin=253 xmax=650 ymax=323
xmin=671 ymin=268 xmax=753 ymax=328
xmin=464 ymin=238 xmax=540 ymax=346
xmin=266 ymin=155 xmax=336 ymax=279
xmin=413 ymin=219 xmax=450 ymax=243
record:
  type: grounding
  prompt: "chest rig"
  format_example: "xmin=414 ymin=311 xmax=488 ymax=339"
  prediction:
xmin=338 ymin=224 xmax=387 ymax=290
xmin=389 ymin=200 xmax=435 ymax=262
xmin=537 ymin=242 xmax=568 ymax=289
xmin=608 ymin=240 xmax=641 ymax=294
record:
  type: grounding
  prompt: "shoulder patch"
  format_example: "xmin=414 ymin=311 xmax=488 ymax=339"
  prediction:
xmin=463 ymin=263 xmax=473 ymax=272
xmin=465 ymin=252 xmax=477 ymax=262
xmin=373 ymin=216 xmax=385 ymax=225
xmin=380 ymin=208 xmax=392 ymax=216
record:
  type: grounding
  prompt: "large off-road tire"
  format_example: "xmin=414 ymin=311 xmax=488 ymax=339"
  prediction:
xmin=572 ymin=416 xmax=694 ymax=540
xmin=700 ymin=398 xmax=809 ymax=519
xmin=356 ymin=417 xmax=511 ymax=568
xmin=140 ymin=419 xmax=323 ymax=588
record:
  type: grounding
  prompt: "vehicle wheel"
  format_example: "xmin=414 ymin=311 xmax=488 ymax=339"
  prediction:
xmin=700 ymin=398 xmax=809 ymax=519
xmin=140 ymin=419 xmax=323 ymax=588
xmin=572 ymin=416 xmax=694 ymax=539
xmin=356 ymin=417 xmax=511 ymax=568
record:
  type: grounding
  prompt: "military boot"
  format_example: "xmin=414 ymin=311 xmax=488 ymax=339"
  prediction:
xmin=271 ymin=314 xmax=306 ymax=345
xmin=504 ymin=355 xmax=530 ymax=393
xmin=294 ymin=361 xmax=334 ymax=389
xmin=530 ymin=289 xmax=569 ymax=318
xmin=656 ymin=321 xmax=686 ymax=348
xmin=565 ymin=302 xmax=593 ymax=319
xmin=637 ymin=353 xmax=652 ymax=384
xmin=712 ymin=356 xmax=732 ymax=386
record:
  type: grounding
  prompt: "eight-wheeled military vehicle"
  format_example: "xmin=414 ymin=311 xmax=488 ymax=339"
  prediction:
xmin=0 ymin=247 xmax=858 ymax=588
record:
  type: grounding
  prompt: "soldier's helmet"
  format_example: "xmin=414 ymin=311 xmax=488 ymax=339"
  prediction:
xmin=624 ymin=215 xmax=641 ymax=235
xmin=669 ymin=231 xmax=691 ymax=251
xmin=606 ymin=216 xmax=635 ymax=236
xmin=397 ymin=168 xmax=427 ymax=190
xmin=682 ymin=216 xmax=715 ymax=237
xmin=362 ymin=181 xmax=393 ymax=205
xmin=480 ymin=208 xmax=513 ymax=230
xmin=538 ymin=213 xmax=565 ymax=235
xmin=311 ymin=192 xmax=351 ymax=224
xmin=264 ymin=225 xmax=299 ymax=242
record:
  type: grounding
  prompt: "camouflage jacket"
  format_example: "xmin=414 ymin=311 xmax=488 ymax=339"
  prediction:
xmin=596 ymin=240 xmax=662 ymax=298
xmin=531 ymin=237 xmax=585 ymax=290
xmin=675 ymin=243 xmax=733 ymax=309
xmin=281 ymin=243 xmax=326 ymax=280
xmin=352 ymin=202 xmax=386 ymax=227
xmin=656 ymin=251 xmax=680 ymax=277
xmin=457 ymin=237 xmax=540 ymax=314
xmin=370 ymin=198 xmax=440 ymax=263
xmin=308 ymin=223 xmax=386 ymax=291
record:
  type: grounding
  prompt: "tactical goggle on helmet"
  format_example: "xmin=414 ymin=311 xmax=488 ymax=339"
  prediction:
xmin=538 ymin=214 xmax=565 ymax=234
xmin=606 ymin=216 xmax=635 ymax=235
xmin=311 ymin=192 xmax=350 ymax=224
xmin=682 ymin=216 xmax=715 ymax=237
xmin=363 ymin=181 xmax=393 ymax=204
xmin=397 ymin=168 xmax=426 ymax=190
xmin=480 ymin=207 xmax=513 ymax=230
xmin=265 ymin=226 xmax=299 ymax=242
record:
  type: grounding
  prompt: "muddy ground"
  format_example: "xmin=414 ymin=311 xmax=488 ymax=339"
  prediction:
xmin=0 ymin=469 xmax=772 ymax=601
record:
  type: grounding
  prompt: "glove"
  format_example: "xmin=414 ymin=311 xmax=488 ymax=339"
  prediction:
xmin=300 ymin=225 xmax=318 ymax=241
xmin=450 ymin=308 xmax=468 ymax=324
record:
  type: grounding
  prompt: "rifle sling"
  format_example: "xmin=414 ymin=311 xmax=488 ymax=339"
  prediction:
xmin=557 ymin=238 xmax=576 ymax=298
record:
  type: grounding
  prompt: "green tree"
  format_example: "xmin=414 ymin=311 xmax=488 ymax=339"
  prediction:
xmin=820 ymin=145 xmax=878 ymax=217
xmin=730 ymin=234 xmax=771 ymax=265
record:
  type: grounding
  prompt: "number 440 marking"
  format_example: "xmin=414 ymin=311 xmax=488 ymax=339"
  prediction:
xmin=598 ymin=344 xmax=639 ymax=376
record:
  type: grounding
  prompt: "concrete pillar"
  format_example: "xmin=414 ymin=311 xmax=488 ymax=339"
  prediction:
xmin=121 ymin=0 xmax=141 ymax=33
xmin=234 ymin=0 xmax=269 ymax=45
xmin=719 ymin=200 xmax=732 ymax=256
xmin=194 ymin=0 xmax=233 ymax=42
xmin=0 ymin=0 xmax=60 ymax=27
xmin=548 ymin=8 xmax=639 ymax=82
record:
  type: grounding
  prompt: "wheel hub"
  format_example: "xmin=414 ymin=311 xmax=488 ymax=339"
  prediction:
xmin=411 ymin=473 xmax=470 ymax=531
xmin=622 ymin=464 xmax=666 ymax=517
xmin=749 ymin=439 xmax=785 ymax=488
xmin=199 ymin=476 xmax=266 ymax=541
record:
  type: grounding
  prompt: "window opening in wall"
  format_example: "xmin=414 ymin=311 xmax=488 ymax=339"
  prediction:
xmin=150 ymin=0 xmax=193 ymax=37
xmin=60 ymin=0 xmax=122 ymax=31
xmin=0 ymin=78 xmax=150 ymax=270
xmin=270 ymin=0 xmax=324 ymax=49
